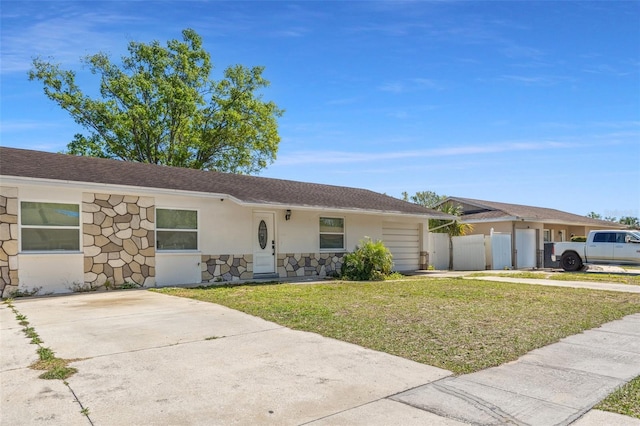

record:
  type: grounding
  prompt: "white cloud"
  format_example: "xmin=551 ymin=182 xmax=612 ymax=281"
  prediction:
xmin=1 ymin=4 xmax=148 ymax=74
xmin=499 ymin=74 xmax=573 ymax=86
xmin=274 ymin=140 xmax=577 ymax=166
xmin=378 ymin=78 xmax=444 ymax=93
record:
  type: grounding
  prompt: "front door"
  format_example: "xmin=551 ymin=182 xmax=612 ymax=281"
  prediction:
xmin=253 ymin=212 xmax=275 ymax=274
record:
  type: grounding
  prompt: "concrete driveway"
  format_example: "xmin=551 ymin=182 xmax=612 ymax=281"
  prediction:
xmin=1 ymin=290 xmax=456 ymax=425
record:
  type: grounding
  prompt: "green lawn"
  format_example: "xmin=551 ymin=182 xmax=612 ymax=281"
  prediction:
xmin=469 ymin=271 xmax=640 ymax=286
xmin=596 ymin=375 xmax=640 ymax=419
xmin=156 ymin=278 xmax=640 ymax=374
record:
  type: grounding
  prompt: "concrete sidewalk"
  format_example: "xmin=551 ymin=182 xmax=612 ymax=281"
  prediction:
xmin=2 ymin=287 xmax=639 ymax=425
xmin=393 ymin=313 xmax=640 ymax=425
xmin=464 ymin=275 xmax=640 ymax=293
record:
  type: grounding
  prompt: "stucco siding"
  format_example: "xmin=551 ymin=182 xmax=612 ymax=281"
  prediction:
xmin=1 ymin=180 xmax=432 ymax=295
xmin=19 ymin=254 xmax=84 ymax=294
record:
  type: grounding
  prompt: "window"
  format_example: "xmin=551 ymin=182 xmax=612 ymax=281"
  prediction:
xmin=20 ymin=202 xmax=80 ymax=251
xmin=593 ymin=232 xmax=615 ymax=243
xmin=543 ymin=229 xmax=551 ymax=242
xmin=319 ymin=217 xmax=344 ymax=250
xmin=156 ymin=209 xmax=198 ymax=250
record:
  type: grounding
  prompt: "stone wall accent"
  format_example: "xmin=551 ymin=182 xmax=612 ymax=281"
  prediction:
xmin=83 ymin=193 xmax=155 ymax=288
xmin=201 ymin=254 xmax=253 ymax=282
xmin=0 ymin=186 xmax=19 ymax=297
xmin=278 ymin=253 xmax=344 ymax=278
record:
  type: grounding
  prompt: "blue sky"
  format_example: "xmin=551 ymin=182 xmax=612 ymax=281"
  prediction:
xmin=1 ymin=1 xmax=639 ymax=219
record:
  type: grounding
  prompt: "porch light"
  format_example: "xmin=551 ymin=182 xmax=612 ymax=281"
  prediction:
xmin=285 ymin=209 xmax=292 ymax=221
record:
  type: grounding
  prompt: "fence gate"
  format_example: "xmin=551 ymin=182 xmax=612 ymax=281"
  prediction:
xmin=491 ymin=232 xmax=512 ymax=270
xmin=452 ymin=234 xmax=486 ymax=271
xmin=428 ymin=232 xmax=450 ymax=270
xmin=515 ymin=229 xmax=536 ymax=268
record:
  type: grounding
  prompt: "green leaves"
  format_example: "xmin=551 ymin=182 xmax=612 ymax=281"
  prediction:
xmin=342 ymin=238 xmax=394 ymax=281
xmin=29 ymin=28 xmax=283 ymax=173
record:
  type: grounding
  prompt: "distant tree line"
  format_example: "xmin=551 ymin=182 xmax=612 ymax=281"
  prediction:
xmin=586 ymin=212 xmax=639 ymax=229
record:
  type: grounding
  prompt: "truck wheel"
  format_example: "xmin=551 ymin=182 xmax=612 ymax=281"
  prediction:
xmin=561 ymin=252 xmax=583 ymax=272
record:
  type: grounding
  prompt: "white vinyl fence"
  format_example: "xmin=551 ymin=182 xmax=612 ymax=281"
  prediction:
xmin=429 ymin=232 xmax=514 ymax=271
xmin=428 ymin=232 xmax=450 ymax=270
xmin=490 ymin=232 xmax=512 ymax=270
xmin=452 ymin=234 xmax=486 ymax=270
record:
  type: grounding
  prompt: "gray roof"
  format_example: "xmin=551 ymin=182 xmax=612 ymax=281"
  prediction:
xmin=440 ymin=197 xmax=624 ymax=228
xmin=0 ymin=147 xmax=452 ymax=218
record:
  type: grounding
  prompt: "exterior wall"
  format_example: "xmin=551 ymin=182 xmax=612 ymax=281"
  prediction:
xmin=19 ymin=254 xmax=84 ymax=294
xmin=278 ymin=252 xmax=344 ymax=278
xmin=13 ymin=184 xmax=84 ymax=296
xmin=157 ymin=253 xmax=202 ymax=286
xmin=1 ymin=181 xmax=431 ymax=294
xmin=276 ymin=210 xmax=383 ymax=254
xmin=82 ymin=193 xmax=156 ymax=289
xmin=0 ymin=187 xmax=19 ymax=297
xmin=201 ymin=254 xmax=253 ymax=282
xmin=470 ymin=222 xmax=512 ymax=235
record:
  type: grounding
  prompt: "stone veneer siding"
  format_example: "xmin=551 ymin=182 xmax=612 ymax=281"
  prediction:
xmin=83 ymin=193 xmax=155 ymax=288
xmin=278 ymin=253 xmax=344 ymax=278
xmin=201 ymin=254 xmax=253 ymax=282
xmin=200 ymin=252 xmax=345 ymax=282
xmin=0 ymin=187 xmax=19 ymax=297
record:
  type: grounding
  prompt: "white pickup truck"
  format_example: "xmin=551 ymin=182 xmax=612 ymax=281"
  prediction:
xmin=551 ymin=230 xmax=640 ymax=271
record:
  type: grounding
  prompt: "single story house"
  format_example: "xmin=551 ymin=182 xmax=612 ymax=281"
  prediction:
xmin=0 ymin=147 xmax=452 ymax=297
xmin=435 ymin=197 xmax=624 ymax=269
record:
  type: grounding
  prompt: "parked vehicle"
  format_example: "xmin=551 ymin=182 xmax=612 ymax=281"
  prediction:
xmin=551 ymin=230 xmax=640 ymax=271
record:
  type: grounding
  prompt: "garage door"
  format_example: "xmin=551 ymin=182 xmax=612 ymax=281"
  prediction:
xmin=382 ymin=222 xmax=420 ymax=271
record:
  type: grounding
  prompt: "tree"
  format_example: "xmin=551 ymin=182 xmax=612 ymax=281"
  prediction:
xmin=586 ymin=212 xmax=619 ymax=223
xmin=619 ymin=216 xmax=640 ymax=229
xmin=29 ymin=28 xmax=284 ymax=174
xmin=403 ymin=190 xmax=470 ymax=236
xmin=402 ymin=190 xmax=446 ymax=208
xmin=428 ymin=202 xmax=473 ymax=237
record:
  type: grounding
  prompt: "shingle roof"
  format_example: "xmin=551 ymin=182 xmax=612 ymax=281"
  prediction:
xmin=442 ymin=197 xmax=624 ymax=228
xmin=0 ymin=147 xmax=452 ymax=218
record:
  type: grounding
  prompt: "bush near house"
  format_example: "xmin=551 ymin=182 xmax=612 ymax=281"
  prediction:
xmin=341 ymin=238 xmax=393 ymax=281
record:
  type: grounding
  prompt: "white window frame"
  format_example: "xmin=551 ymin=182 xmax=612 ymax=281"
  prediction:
xmin=543 ymin=229 xmax=551 ymax=242
xmin=19 ymin=201 xmax=81 ymax=253
xmin=319 ymin=216 xmax=345 ymax=251
xmin=155 ymin=208 xmax=199 ymax=252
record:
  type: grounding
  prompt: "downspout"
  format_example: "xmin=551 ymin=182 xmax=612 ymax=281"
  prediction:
xmin=429 ymin=220 xmax=456 ymax=232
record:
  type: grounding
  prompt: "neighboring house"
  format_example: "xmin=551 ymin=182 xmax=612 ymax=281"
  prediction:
xmin=435 ymin=197 xmax=624 ymax=269
xmin=0 ymin=147 xmax=451 ymax=296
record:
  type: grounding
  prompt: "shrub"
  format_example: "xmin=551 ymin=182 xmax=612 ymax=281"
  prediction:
xmin=342 ymin=238 xmax=393 ymax=281
xmin=571 ymin=236 xmax=587 ymax=242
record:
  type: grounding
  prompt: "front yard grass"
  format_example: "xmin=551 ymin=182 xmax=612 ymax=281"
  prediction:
xmin=156 ymin=278 xmax=640 ymax=374
xmin=469 ymin=271 xmax=640 ymax=286
xmin=596 ymin=375 xmax=640 ymax=419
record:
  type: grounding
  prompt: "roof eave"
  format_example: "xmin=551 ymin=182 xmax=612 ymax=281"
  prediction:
xmin=2 ymin=174 xmax=452 ymax=219
xmin=238 ymin=200 xmax=454 ymax=219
